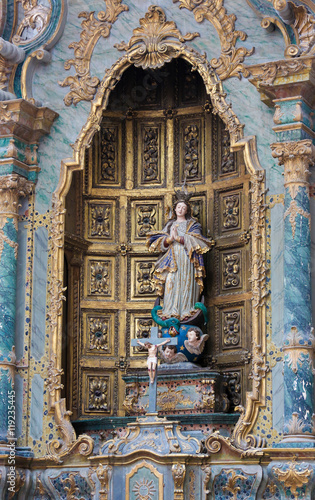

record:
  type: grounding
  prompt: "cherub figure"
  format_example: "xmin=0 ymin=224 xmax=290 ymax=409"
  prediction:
xmin=137 ymin=339 xmax=170 ymax=383
xmin=160 ymin=345 xmax=188 ymax=364
xmin=184 ymin=327 xmax=209 ymax=355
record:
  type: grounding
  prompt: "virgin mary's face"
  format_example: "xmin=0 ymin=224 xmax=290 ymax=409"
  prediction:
xmin=175 ymin=202 xmax=188 ymax=218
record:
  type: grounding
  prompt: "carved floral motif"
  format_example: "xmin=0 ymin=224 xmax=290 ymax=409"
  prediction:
xmin=174 ymin=0 xmax=254 ymax=79
xmin=136 ymin=262 xmax=156 ymax=294
xmin=90 ymin=261 xmax=110 ymax=294
xmin=100 ymin=127 xmax=117 ymax=182
xmin=115 ymin=5 xmax=199 ymax=69
xmin=89 ymin=317 xmax=109 ymax=351
xmin=221 ymin=128 xmax=236 ymax=174
xmin=172 ymin=463 xmax=186 ymax=499
xmin=61 ymin=474 xmax=85 ymax=500
xmin=284 ymin=199 xmax=310 ymax=239
xmin=222 ymin=469 xmax=246 ymax=499
xmin=223 ymin=253 xmax=240 ymax=288
xmin=223 ymin=311 xmax=240 ymax=346
xmin=91 ymin=204 xmax=111 ymax=237
xmin=249 ymin=60 xmax=307 ymax=86
xmin=223 ymin=194 xmax=239 ymax=229
xmin=59 ymin=1 xmax=128 ymax=105
xmin=184 ymin=124 xmax=200 ymax=180
xmin=195 ymin=379 xmax=216 ymax=410
xmin=143 ymin=127 xmax=159 ymax=181
xmin=137 ymin=206 xmax=157 ymax=237
xmin=88 ymin=376 xmax=109 ymax=411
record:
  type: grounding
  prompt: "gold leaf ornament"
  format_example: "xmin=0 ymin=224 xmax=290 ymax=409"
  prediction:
xmin=273 ymin=461 xmax=313 ymax=499
xmin=114 ymin=5 xmax=200 ymax=69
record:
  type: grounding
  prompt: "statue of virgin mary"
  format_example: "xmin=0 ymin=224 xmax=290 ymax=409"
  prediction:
xmin=146 ymin=187 xmax=213 ymax=322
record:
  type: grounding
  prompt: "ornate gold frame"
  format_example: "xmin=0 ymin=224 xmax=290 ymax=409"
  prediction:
xmin=46 ymin=6 xmax=267 ymax=462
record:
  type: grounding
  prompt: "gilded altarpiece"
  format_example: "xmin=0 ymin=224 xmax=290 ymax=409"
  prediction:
xmin=64 ymin=60 xmax=252 ymax=421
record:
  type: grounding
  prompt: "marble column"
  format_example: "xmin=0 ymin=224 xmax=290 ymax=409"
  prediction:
xmin=271 ymin=139 xmax=315 ymax=444
xmin=0 ymin=175 xmax=32 ymax=446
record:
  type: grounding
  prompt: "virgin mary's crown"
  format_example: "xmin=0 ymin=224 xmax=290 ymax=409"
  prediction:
xmin=174 ymin=176 xmax=195 ymax=204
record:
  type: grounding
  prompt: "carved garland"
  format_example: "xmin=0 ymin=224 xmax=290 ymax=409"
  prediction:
xmin=48 ymin=5 xmax=267 ymax=460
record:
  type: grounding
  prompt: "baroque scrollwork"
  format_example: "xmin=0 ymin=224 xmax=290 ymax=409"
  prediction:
xmin=59 ymin=0 xmax=128 ymax=105
xmin=172 ymin=463 xmax=186 ymax=500
xmin=115 ymin=5 xmax=199 ymax=69
xmin=12 ymin=0 xmax=52 ymax=45
xmin=174 ymin=0 xmax=254 ymax=79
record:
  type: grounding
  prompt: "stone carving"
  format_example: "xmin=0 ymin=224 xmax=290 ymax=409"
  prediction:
xmin=143 ymin=127 xmax=159 ymax=181
xmin=59 ymin=0 xmax=128 ymax=105
xmin=223 ymin=253 xmax=240 ymax=288
xmin=174 ymin=0 xmax=254 ymax=80
xmin=223 ymin=194 xmax=239 ymax=229
xmin=100 ymin=127 xmax=117 ymax=182
xmin=184 ymin=124 xmax=200 ymax=180
xmin=88 ymin=376 xmax=109 ymax=411
xmin=137 ymin=205 xmax=157 ymax=237
xmin=223 ymin=311 xmax=240 ymax=346
xmin=225 ymin=371 xmax=241 ymax=407
xmin=90 ymin=261 xmax=110 ymax=295
xmin=13 ymin=0 xmax=52 ymax=45
xmin=272 ymin=461 xmax=313 ymax=499
xmin=89 ymin=317 xmax=109 ymax=351
xmin=172 ymin=463 xmax=186 ymax=500
xmin=90 ymin=204 xmax=111 ymax=237
xmin=115 ymin=5 xmax=199 ymax=69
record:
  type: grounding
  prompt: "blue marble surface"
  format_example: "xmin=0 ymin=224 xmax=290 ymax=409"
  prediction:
xmin=15 ymin=221 xmax=27 ymax=361
xmin=271 ymin=203 xmax=284 ymax=347
xmin=0 ymin=219 xmax=17 ymax=363
xmin=283 ymin=352 xmax=314 ymax=435
xmin=284 ymin=187 xmax=312 ymax=340
xmin=31 ymin=227 xmax=48 ymax=360
xmin=30 ymin=374 xmax=44 ymax=440
xmin=272 ymin=361 xmax=284 ymax=433
xmin=15 ymin=373 xmax=23 ymax=439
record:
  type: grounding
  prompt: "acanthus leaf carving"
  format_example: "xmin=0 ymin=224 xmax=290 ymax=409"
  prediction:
xmin=59 ymin=1 xmax=128 ymax=105
xmin=12 ymin=0 xmax=52 ymax=46
xmin=174 ymin=0 xmax=254 ymax=80
xmin=115 ymin=5 xmax=199 ymax=69
xmin=272 ymin=460 xmax=313 ymax=499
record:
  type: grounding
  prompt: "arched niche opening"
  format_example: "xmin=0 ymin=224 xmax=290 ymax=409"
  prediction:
xmin=62 ymin=58 xmax=254 ymax=430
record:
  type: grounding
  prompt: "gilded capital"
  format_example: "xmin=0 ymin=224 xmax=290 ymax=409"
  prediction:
xmin=271 ymin=140 xmax=315 ymax=199
xmin=0 ymin=174 xmax=32 ymax=220
xmin=172 ymin=463 xmax=186 ymax=499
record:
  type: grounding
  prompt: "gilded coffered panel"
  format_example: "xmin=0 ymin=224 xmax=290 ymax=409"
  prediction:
xmin=135 ymin=119 xmax=166 ymax=187
xmin=221 ymin=306 xmax=243 ymax=350
xmin=85 ymin=200 xmax=116 ymax=241
xmin=212 ymin=116 xmax=239 ymax=181
xmin=82 ymin=311 xmax=115 ymax=356
xmin=190 ymin=195 xmax=207 ymax=233
xmin=219 ymin=190 xmax=242 ymax=235
xmin=85 ymin=257 xmax=115 ymax=299
xmin=129 ymin=257 xmax=158 ymax=300
xmin=92 ymin=120 xmax=124 ymax=189
xmin=129 ymin=199 xmax=163 ymax=243
xmin=175 ymin=114 xmax=206 ymax=185
xmin=83 ymin=372 xmax=112 ymax=414
xmin=219 ymin=249 xmax=244 ymax=293
xmin=129 ymin=312 xmax=154 ymax=357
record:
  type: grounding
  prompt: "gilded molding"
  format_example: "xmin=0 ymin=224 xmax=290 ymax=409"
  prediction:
xmin=172 ymin=463 xmax=186 ymax=500
xmin=115 ymin=5 xmax=199 ymax=68
xmin=275 ymin=0 xmax=315 ymax=57
xmin=272 ymin=461 xmax=313 ymax=499
xmin=173 ymin=0 xmax=254 ymax=79
xmin=59 ymin=0 xmax=128 ymax=106
xmin=271 ymin=139 xmax=315 ymax=199
xmin=12 ymin=0 xmax=52 ymax=46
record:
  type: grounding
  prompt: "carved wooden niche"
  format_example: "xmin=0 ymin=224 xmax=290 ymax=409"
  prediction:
xmin=63 ymin=58 xmax=252 ymax=421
